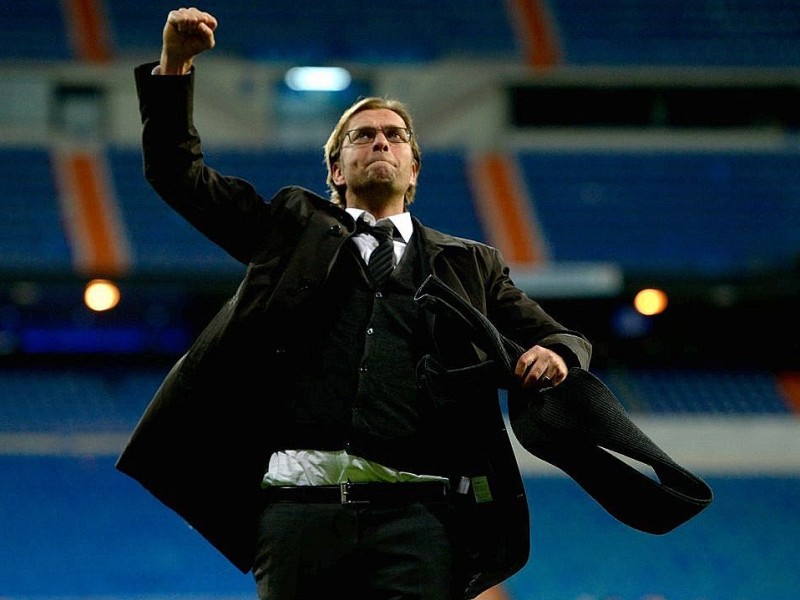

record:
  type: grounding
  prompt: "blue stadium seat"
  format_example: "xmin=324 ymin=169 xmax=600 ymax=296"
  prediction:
xmin=549 ymin=0 xmax=800 ymax=67
xmin=0 ymin=367 xmax=161 ymax=432
xmin=108 ymin=148 xmax=242 ymax=277
xmin=518 ymin=150 xmax=800 ymax=276
xmin=600 ymin=367 xmax=792 ymax=414
xmin=4 ymin=0 xmax=800 ymax=66
xmin=104 ymin=0 xmax=519 ymax=63
xmin=1 ymin=1 xmax=71 ymax=60
xmin=0 ymin=148 xmax=72 ymax=273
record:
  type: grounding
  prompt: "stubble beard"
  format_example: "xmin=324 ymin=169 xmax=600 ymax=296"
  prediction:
xmin=349 ymin=168 xmax=406 ymax=204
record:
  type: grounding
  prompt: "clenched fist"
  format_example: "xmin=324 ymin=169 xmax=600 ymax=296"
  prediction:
xmin=159 ymin=7 xmax=218 ymax=75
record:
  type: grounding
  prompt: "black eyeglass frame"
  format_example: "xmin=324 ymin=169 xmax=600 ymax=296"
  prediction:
xmin=343 ymin=126 xmax=414 ymax=146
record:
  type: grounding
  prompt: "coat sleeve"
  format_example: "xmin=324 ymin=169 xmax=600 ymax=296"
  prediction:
xmin=478 ymin=244 xmax=592 ymax=369
xmin=134 ymin=62 xmax=271 ymax=264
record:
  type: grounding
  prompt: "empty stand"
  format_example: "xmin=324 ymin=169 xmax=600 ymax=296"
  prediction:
xmin=0 ymin=367 xmax=161 ymax=432
xmin=6 ymin=146 xmax=798 ymax=280
xmin=518 ymin=149 xmax=800 ymax=276
xmin=0 ymin=148 xmax=72 ymax=274
xmin=504 ymin=475 xmax=800 ymax=599
xmin=7 ymin=0 xmax=800 ymax=66
xmin=107 ymin=148 xmax=242 ymax=277
xmin=409 ymin=151 xmax=487 ymax=243
xmin=549 ymin=0 xmax=800 ymax=67
xmin=601 ymin=367 xmax=792 ymax=414
xmin=1 ymin=1 xmax=72 ymax=61
xmin=105 ymin=0 xmax=520 ymax=63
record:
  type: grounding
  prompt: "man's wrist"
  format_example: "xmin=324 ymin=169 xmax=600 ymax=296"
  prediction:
xmin=156 ymin=56 xmax=193 ymax=75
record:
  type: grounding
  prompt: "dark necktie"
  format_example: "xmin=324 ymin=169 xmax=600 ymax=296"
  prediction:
xmin=358 ymin=219 xmax=397 ymax=286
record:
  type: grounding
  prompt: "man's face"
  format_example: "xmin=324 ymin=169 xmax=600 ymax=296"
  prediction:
xmin=331 ymin=108 xmax=418 ymax=207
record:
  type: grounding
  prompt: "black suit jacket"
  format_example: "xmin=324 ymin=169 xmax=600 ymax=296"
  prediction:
xmin=117 ymin=63 xmax=592 ymax=598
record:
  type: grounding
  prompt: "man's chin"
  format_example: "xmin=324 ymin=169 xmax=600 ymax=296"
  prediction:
xmin=352 ymin=180 xmax=402 ymax=202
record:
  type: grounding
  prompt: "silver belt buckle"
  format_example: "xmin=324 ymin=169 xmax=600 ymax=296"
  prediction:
xmin=339 ymin=482 xmax=369 ymax=506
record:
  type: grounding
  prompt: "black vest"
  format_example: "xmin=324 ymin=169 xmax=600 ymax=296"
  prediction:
xmin=276 ymin=231 xmax=443 ymax=474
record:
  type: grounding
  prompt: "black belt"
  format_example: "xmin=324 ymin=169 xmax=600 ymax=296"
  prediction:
xmin=261 ymin=481 xmax=449 ymax=506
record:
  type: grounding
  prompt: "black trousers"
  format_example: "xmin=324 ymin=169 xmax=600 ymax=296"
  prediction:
xmin=252 ymin=500 xmax=460 ymax=600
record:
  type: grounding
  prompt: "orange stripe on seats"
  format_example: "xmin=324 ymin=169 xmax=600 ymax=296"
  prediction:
xmin=62 ymin=0 xmax=113 ymax=63
xmin=52 ymin=148 xmax=131 ymax=277
xmin=506 ymin=0 xmax=562 ymax=68
xmin=777 ymin=372 xmax=800 ymax=414
xmin=468 ymin=151 xmax=549 ymax=267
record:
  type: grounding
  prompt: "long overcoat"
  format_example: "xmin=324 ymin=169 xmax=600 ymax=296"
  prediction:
xmin=117 ymin=62 xmax=592 ymax=598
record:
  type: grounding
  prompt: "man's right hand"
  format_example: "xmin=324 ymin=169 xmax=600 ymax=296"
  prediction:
xmin=159 ymin=7 xmax=218 ymax=75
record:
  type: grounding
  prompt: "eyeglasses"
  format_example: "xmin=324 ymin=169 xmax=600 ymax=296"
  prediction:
xmin=343 ymin=126 xmax=413 ymax=146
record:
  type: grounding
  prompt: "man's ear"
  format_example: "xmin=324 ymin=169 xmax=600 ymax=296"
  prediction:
xmin=331 ymin=161 xmax=345 ymax=186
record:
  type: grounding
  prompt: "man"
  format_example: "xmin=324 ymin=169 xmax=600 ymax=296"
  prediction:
xmin=117 ymin=7 xmax=592 ymax=600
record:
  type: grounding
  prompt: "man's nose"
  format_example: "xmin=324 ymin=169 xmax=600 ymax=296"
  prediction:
xmin=372 ymin=131 xmax=391 ymax=149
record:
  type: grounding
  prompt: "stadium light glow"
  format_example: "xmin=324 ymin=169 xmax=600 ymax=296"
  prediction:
xmin=284 ymin=67 xmax=352 ymax=92
xmin=633 ymin=288 xmax=668 ymax=316
xmin=84 ymin=279 xmax=120 ymax=312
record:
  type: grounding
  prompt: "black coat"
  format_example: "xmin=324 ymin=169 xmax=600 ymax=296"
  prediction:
xmin=117 ymin=62 xmax=592 ymax=598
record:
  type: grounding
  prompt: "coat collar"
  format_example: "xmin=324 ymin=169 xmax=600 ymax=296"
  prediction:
xmin=412 ymin=216 xmax=472 ymax=255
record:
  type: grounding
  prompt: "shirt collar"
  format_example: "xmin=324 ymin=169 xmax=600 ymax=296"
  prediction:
xmin=346 ymin=208 xmax=413 ymax=243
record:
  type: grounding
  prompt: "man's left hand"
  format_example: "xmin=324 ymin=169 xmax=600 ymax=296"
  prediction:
xmin=514 ymin=346 xmax=568 ymax=389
